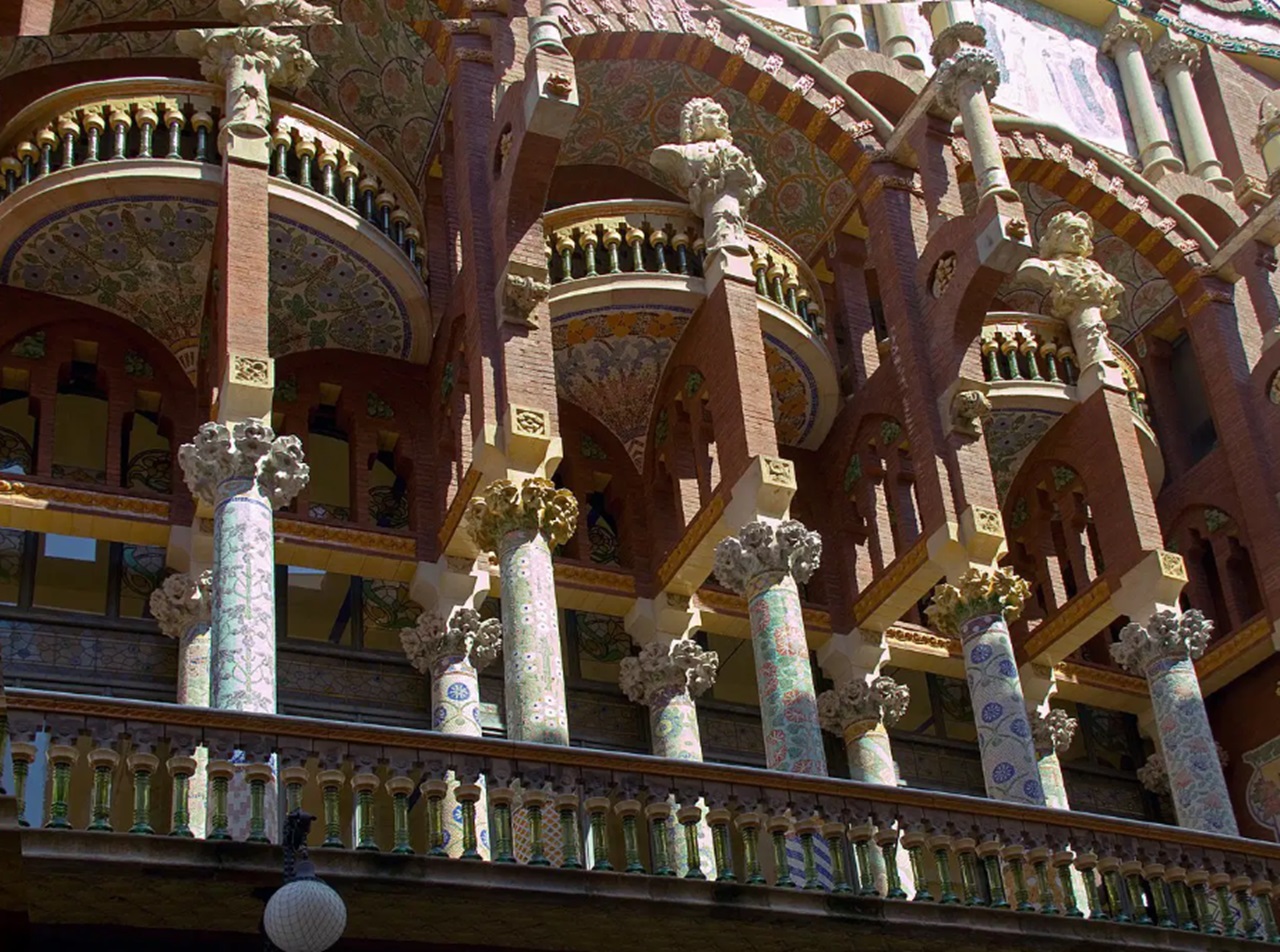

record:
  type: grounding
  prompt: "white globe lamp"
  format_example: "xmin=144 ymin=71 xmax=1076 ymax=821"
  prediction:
xmin=265 ymin=810 xmax=347 ymax=952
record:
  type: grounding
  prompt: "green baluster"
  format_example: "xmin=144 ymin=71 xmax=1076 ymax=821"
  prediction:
xmin=1032 ymin=852 xmax=1059 ymax=915
xmin=982 ymin=342 xmax=1001 ymax=381
xmin=584 ymin=796 xmax=611 ymax=870
xmin=353 ymin=773 xmax=379 ymax=852
xmin=1191 ymin=875 xmax=1217 ymax=934
xmin=247 ymin=764 xmax=273 ymax=844
xmin=769 ymin=819 xmax=794 ymax=888
xmin=281 ymin=766 xmax=307 ymax=816
xmin=648 ymin=804 xmax=675 ymax=877
xmin=167 ymin=755 xmax=195 ymax=837
xmin=387 ymin=776 xmax=415 ymax=855
xmin=1043 ymin=346 xmax=1061 ymax=381
xmin=207 ymin=761 xmax=233 ymax=841
xmin=739 ymin=814 xmax=766 ymax=885
xmin=627 ymin=232 xmax=645 ymax=272
xmin=492 ymin=789 xmax=518 ymax=864
xmin=127 ymin=752 xmax=158 ymax=836
xmin=1252 ymin=884 xmax=1280 ymax=944
xmin=1216 ymin=878 xmax=1241 ymax=937
xmin=931 ymin=838 xmax=959 ymax=904
xmin=319 ymin=769 xmax=345 ymax=848
xmin=603 ymin=230 xmax=621 ymax=274
xmin=581 ymin=234 xmax=599 ymax=277
xmin=1122 ymin=863 xmax=1152 ymax=924
xmin=557 ymin=794 xmax=582 ymax=870
xmin=617 ymin=800 xmax=645 ymax=873
xmin=650 ymin=230 xmax=669 ymax=274
xmin=1167 ymin=870 xmax=1196 ymax=931
xmin=1021 ymin=339 xmax=1043 ymax=380
xmin=1007 ymin=849 xmax=1036 ymax=913
xmin=458 ymin=783 xmax=483 ymax=861
xmin=956 ymin=842 xmax=984 ymax=907
xmin=1101 ymin=862 xmax=1130 ymax=923
xmin=753 ymin=261 xmax=768 ymax=297
xmin=526 ymin=792 xmax=551 ymax=867
xmin=556 ymin=234 xmax=574 ymax=282
xmin=904 ymin=835 xmax=933 ymax=902
xmin=1234 ymin=879 xmax=1260 ymax=939
xmin=1147 ymin=867 xmax=1176 ymax=928
xmin=87 ymin=748 xmax=119 ymax=832
xmin=798 ymin=825 xmax=822 ymax=891
xmin=708 ymin=809 xmax=735 ymax=882
xmin=45 ymin=745 xmax=77 ymax=829
xmin=678 ymin=806 xmax=706 ymax=880
xmin=423 ymin=779 xmax=448 ymax=857
xmin=824 ymin=824 xmax=851 ymax=895
xmin=1055 ymin=854 xmax=1083 ymax=918
xmin=10 ymin=743 xmax=35 ymax=828
xmin=980 ymin=845 xmax=1010 ymax=910
xmin=879 ymin=829 xmax=908 ymax=899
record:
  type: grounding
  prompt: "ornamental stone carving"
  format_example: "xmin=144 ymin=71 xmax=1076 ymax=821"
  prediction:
xmin=951 ymin=389 xmax=991 ymax=437
xmin=1015 ymin=212 xmax=1124 ymax=378
xmin=650 ymin=98 xmax=766 ymax=255
xmin=503 ymin=273 xmax=551 ymax=328
xmin=218 ymin=0 xmax=339 ymax=25
xmin=466 ymin=477 xmax=579 ymax=554
xmin=927 ymin=566 xmax=1031 ymax=636
xmin=1111 ymin=608 xmax=1214 ymax=674
xmin=1138 ymin=744 xmax=1228 ymax=794
xmin=618 ymin=636 xmax=719 ymax=708
xmin=400 ymin=608 xmax=502 ymax=675
xmin=712 ymin=519 xmax=822 ymax=594
xmin=934 ymin=46 xmax=1000 ymax=117
xmin=149 ymin=570 xmax=213 ymax=639
xmin=1148 ymin=31 xmax=1200 ymax=75
xmin=1031 ymin=707 xmax=1078 ymax=756
xmin=178 ymin=420 xmax=309 ymax=508
xmin=818 ymin=676 xmax=910 ymax=735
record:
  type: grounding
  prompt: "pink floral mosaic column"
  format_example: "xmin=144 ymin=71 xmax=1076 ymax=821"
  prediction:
xmin=1112 ymin=609 xmax=1238 ymax=835
xmin=929 ymin=568 xmax=1045 ymax=806
xmin=467 ymin=478 xmax=578 ymax=746
xmin=179 ymin=421 xmax=308 ymax=712
xmin=714 ymin=520 xmax=827 ymax=775
xmin=1031 ymin=707 xmax=1077 ymax=811
xmin=619 ymin=636 xmax=719 ymax=762
xmin=817 ymin=675 xmax=909 ymax=785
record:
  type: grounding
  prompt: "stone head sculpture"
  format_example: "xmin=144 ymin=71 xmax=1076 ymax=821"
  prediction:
xmin=1038 ymin=211 xmax=1095 ymax=260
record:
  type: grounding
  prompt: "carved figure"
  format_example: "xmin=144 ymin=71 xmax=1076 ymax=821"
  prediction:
xmin=219 ymin=0 xmax=339 ymax=26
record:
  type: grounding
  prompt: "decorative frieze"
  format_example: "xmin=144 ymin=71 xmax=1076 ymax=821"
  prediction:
xmin=712 ymin=519 xmax=822 ymax=594
xmin=817 ymin=676 xmax=910 ymax=734
xmin=178 ymin=420 xmax=309 ymax=509
xmin=466 ymin=477 xmax=579 ymax=554
xmin=618 ymin=637 xmax=718 ymax=708
xmin=400 ymin=608 xmax=502 ymax=675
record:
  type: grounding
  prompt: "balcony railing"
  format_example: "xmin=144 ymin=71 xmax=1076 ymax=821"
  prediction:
xmin=981 ymin=312 xmax=1151 ymax=424
xmin=5 ymin=688 xmax=1278 ymax=940
xmin=544 ymin=199 xmax=825 ymax=334
xmin=0 ymin=78 xmax=423 ymax=269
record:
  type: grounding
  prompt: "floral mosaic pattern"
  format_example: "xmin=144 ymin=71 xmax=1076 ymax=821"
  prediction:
xmin=1000 ymin=182 xmax=1176 ymax=343
xmin=268 ymin=216 xmax=410 ymax=358
xmin=649 ymin=687 xmax=704 ymax=762
xmin=561 ymin=59 xmax=854 ymax=257
xmin=763 ymin=333 xmax=818 ymax=447
xmin=958 ymin=614 xmax=1045 ymax=806
xmin=49 ymin=0 xmax=218 ymax=31
xmin=0 ymin=31 xmax=182 ymax=83
xmin=0 ymin=197 xmax=215 ymax=368
xmin=985 ymin=408 xmax=1063 ymax=503
xmin=845 ymin=723 xmax=898 ymax=786
xmin=746 ymin=575 xmax=827 ymax=776
xmin=1245 ymin=736 xmax=1280 ymax=842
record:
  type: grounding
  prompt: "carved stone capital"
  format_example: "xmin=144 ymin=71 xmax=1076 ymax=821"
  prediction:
xmin=818 ymin=675 xmax=909 ymax=735
xmin=926 ymin=566 xmax=1031 ymax=637
xmin=618 ymin=636 xmax=719 ymax=707
xmin=177 ymin=27 xmax=316 ymax=90
xmin=1101 ymin=15 xmax=1152 ymax=57
xmin=950 ymin=388 xmax=992 ymax=437
xmin=1148 ymin=31 xmax=1199 ymax=76
xmin=712 ymin=518 xmax=822 ymax=595
xmin=178 ymin=420 xmax=309 ymax=509
xmin=149 ymin=570 xmax=212 ymax=639
xmin=400 ymin=607 xmax=501 ymax=675
xmin=928 ymin=20 xmax=987 ymax=66
xmin=1031 ymin=707 xmax=1078 ymax=757
xmin=465 ymin=477 xmax=579 ymax=554
xmin=1111 ymin=608 xmax=1213 ymax=675
xmin=934 ymin=46 xmax=1000 ymax=116
xmin=218 ymin=0 xmax=339 ymax=26
xmin=502 ymin=273 xmax=551 ymax=328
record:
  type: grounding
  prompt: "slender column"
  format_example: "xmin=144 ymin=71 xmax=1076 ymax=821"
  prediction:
xmin=179 ymin=421 xmax=309 ymax=713
xmin=1149 ymin=32 xmax=1231 ymax=190
xmin=620 ymin=635 xmax=718 ymax=761
xmin=467 ymin=478 xmax=578 ymax=745
xmin=1113 ymin=609 xmax=1237 ymax=835
xmin=1101 ymin=12 xmax=1182 ymax=181
xmin=1258 ymin=94 xmax=1280 ymax=195
xmin=817 ymin=5 xmax=866 ymax=59
xmin=817 ymin=675 xmax=909 ymax=785
xmin=1031 ymin=707 xmax=1077 ymax=811
xmin=714 ymin=519 xmax=827 ymax=775
xmin=872 ymin=2 xmax=924 ymax=69
xmin=928 ymin=568 xmax=1045 ymax=805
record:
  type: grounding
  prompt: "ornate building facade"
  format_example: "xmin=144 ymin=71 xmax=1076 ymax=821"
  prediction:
xmin=0 ymin=0 xmax=1279 ymax=948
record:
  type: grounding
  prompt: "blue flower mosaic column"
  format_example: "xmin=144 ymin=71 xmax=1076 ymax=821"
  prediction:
xmin=928 ymin=568 xmax=1045 ymax=805
xmin=714 ymin=520 xmax=827 ymax=775
xmin=467 ymin=478 xmax=578 ymax=746
xmin=1112 ymin=609 xmax=1238 ymax=835
xmin=1031 ymin=707 xmax=1077 ymax=811
xmin=817 ymin=675 xmax=909 ymax=785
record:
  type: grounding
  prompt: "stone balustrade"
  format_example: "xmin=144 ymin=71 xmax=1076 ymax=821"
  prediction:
xmin=0 ymin=78 xmax=422 ymax=269
xmin=543 ymin=199 xmax=825 ymax=334
xmin=7 ymin=688 xmax=1279 ymax=940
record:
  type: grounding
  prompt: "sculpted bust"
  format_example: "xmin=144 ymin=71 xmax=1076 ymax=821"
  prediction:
xmin=651 ymin=98 xmax=766 ymax=255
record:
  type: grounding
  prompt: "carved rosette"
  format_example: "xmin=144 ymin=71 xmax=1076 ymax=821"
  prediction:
xmin=178 ymin=420 xmax=309 ymax=509
xmin=618 ymin=637 xmax=719 ymax=708
xmin=712 ymin=519 xmax=822 ymax=595
xmin=926 ymin=566 xmax=1031 ymax=637
xmin=400 ymin=608 xmax=502 ymax=675
xmin=934 ymin=47 xmax=1001 ymax=116
xmin=466 ymin=478 xmax=579 ymax=554
xmin=1111 ymin=608 xmax=1214 ymax=675
xmin=818 ymin=676 xmax=910 ymax=735
xmin=1030 ymin=707 xmax=1078 ymax=757
xmin=149 ymin=570 xmax=213 ymax=639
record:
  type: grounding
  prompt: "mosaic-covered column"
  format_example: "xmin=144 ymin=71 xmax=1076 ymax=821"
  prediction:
xmin=467 ymin=477 xmax=577 ymax=745
xmin=713 ymin=519 xmax=827 ymax=775
xmin=1112 ymin=609 xmax=1238 ymax=835
xmin=1030 ymin=707 xmax=1077 ymax=811
xmin=817 ymin=675 xmax=909 ymax=785
xmin=928 ymin=567 xmax=1045 ymax=805
xmin=619 ymin=636 xmax=719 ymax=762
xmin=179 ymin=421 xmax=308 ymax=714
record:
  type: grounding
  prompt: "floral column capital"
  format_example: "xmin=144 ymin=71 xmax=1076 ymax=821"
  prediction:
xmin=933 ymin=45 xmax=1000 ymax=116
xmin=465 ymin=477 xmax=579 ymax=555
xmin=712 ymin=519 xmax=822 ymax=595
xmin=926 ymin=566 xmax=1030 ymax=638
xmin=1031 ymin=707 xmax=1078 ymax=757
xmin=149 ymin=570 xmax=213 ymax=639
xmin=400 ymin=608 xmax=502 ymax=675
xmin=818 ymin=675 xmax=910 ymax=736
xmin=1111 ymin=608 xmax=1213 ymax=674
xmin=178 ymin=420 xmax=309 ymax=508
xmin=619 ymin=637 xmax=719 ymax=708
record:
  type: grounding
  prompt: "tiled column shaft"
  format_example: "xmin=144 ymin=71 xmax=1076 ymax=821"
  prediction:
xmin=715 ymin=520 xmax=827 ymax=775
xmin=818 ymin=676 xmax=909 ymax=785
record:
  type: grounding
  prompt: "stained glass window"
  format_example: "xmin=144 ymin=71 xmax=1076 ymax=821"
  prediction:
xmin=571 ymin=610 xmax=630 ymax=683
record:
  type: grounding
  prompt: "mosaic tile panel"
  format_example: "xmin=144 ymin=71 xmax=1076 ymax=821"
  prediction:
xmin=0 ymin=619 xmax=177 ymax=697
xmin=985 ymin=407 xmax=1062 ymax=504
xmin=763 ymin=332 xmax=818 ymax=447
xmin=49 ymin=0 xmax=218 ymax=31
xmin=1244 ymin=736 xmax=1280 ymax=842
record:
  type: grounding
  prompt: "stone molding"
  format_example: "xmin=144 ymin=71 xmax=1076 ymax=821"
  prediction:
xmin=1030 ymin=707 xmax=1078 ymax=757
xmin=465 ymin=477 xmax=579 ymax=554
xmin=926 ymin=566 xmax=1030 ymax=637
xmin=1111 ymin=608 xmax=1214 ymax=674
xmin=618 ymin=636 xmax=719 ymax=707
xmin=712 ymin=519 xmax=821 ymax=595
xmin=149 ymin=570 xmax=213 ymax=639
xmin=178 ymin=420 xmax=309 ymax=509
xmin=400 ymin=608 xmax=502 ymax=675
xmin=817 ymin=676 xmax=910 ymax=735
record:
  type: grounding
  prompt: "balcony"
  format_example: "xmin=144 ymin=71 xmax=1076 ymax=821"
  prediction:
xmin=3 ymin=688 xmax=1275 ymax=949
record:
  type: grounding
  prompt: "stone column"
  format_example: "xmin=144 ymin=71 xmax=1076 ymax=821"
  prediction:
xmin=1102 ymin=12 xmax=1182 ymax=182
xmin=619 ymin=636 xmax=719 ymax=762
xmin=178 ymin=421 xmax=308 ymax=713
xmin=149 ymin=570 xmax=213 ymax=707
xmin=871 ymin=2 xmax=924 ymax=69
xmin=928 ymin=567 xmax=1046 ymax=805
xmin=1149 ymin=32 xmax=1231 ymax=191
xmin=1111 ymin=609 xmax=1238 ymax=835
xmin=467 ymin=477 xmax=577 ymax=745
xmin=713 ymin=519 xmax=827 ymax=775
xmin=1030 ymin=707 xmax=1077 ymax=811
xmin=817 ymin=5 xmax=866 ymax=59
xmin=817 ymin=675 xmax=909 ymax=785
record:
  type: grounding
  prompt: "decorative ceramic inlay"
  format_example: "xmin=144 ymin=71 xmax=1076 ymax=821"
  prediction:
xmin=984 ymin=408 xmax=1063 ymax=503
